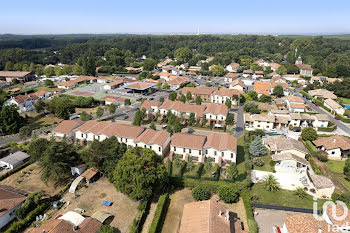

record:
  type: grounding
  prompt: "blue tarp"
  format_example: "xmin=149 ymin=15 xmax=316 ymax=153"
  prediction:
xmin=101 ymin=200 xmax=112 ymax=206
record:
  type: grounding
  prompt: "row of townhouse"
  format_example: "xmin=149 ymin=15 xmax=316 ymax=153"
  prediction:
xmin=141 ymin=100 xmax=229 ymax=127
xmin=52 ymin=120 xmax=237 ymax=164
xmin=284 ymin=95 xmax=308 ymax=112
xmin=57 ymin=76 xmax=97 ymax=89
xmin=181 ymin=86 xmax=243 ymax=105
xmin=5 ymin=90 xmax=53 ymax=112
xmin=244 ymin=110 xmax=330 ymax=131
xmin=308 ymin=89 xmax=345 ymax=115
xmin=253 ymin=80 xmax=290 ymax=97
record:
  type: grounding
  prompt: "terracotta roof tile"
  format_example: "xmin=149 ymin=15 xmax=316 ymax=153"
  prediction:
xmin=53 ymin=120 xmax=84 ymax=134
xmin=313 ymin=135 xmax=350 ymax=150
xmin=135 ymin=129 xmax=170 ymax=146
xmin=204 ymin=133 xmax=237 ymax=152
xmin=204 ymin=103 xmax=228 ymax=115
xmin=171 ymin=133 xmax=206 ymax=150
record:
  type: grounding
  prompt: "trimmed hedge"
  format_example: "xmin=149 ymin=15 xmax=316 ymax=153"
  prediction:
xmin=148 ymin=193 xmax=169 ymax=233
xmin=305 ymin=141 xmax=317 ymax=157
xmin=336 ymin=113 xmax=350 ymax=123
xmin=300 ymin=90 xmax=311 ymax=99
xmin=318 ymin=124 xmax=337 ymax=132
xmin=169 ymin=176 xmax=249 ymax=193
xmin=0 ymin=161 xmax=32 ymax=182
xmin=241 ymin=189 xmax=258 ymax=233
xmin=129 ymin=200 xmax=151 ymax=233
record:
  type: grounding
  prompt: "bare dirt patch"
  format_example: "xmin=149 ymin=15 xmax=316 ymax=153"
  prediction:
xmin=0 ymin=162 xmax=64 ymax=196
xmin=50 ymin=177 xmax=138 ymax=233
xmin=161 ymin=188 xmax=193 ymax=233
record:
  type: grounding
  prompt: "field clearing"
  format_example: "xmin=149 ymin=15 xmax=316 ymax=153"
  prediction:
xmin=24 ymin=113 xmax=62 ymax=129
xmin=0 ymin=162 xmax=64 ymax=196
xmin=50 ymin=177 xmax=138 ymax=233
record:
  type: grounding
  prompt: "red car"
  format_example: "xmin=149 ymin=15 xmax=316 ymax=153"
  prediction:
xmin=335 ymin=116 xmax=340 ymax=120
xmin=315 ymin=103 xmax=321 ymax=107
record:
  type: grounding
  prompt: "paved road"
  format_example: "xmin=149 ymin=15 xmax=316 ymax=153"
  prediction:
xmin=294 ymin=89 xmax=350 ymax=134
xmin=234 ymin=105 xmax=244 ymax=138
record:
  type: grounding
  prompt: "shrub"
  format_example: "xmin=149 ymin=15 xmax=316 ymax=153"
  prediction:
xmin=301 ymin=127 xmax=318 ymax=141
xmin=249 ymin=136 xmax=267 ymax=157
xmin=99 ymin=225 xmax=115 ymax=233
xmin=344 ymin=158 xmax=350 ymax=180
xmin=218 ymin=186 xmax=239 ymax=203
xmin=269 ymin=159 xmax=275 ymax=167
xmin=316 ymin=150 xmax=328 ymax=162
xmin=241 ymin=189 xmax=258 ymax=233
xmin=253 ymin=157 xmax=264 ymax=167
xmin=191 ymin=185 xmax=211 ymax=201
xmin=294 ymin=187 xmax=307 ymax=198
xmin=305 ymin=141 xmax=318 ymax=157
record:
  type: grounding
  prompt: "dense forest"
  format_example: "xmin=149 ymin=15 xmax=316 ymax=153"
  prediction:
xmin=1 ymin=34 xmax=350 ymax=77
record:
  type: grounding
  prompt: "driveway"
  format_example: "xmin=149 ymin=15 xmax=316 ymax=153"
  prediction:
xmin=234 ymin=105 xmax=244 ymax=138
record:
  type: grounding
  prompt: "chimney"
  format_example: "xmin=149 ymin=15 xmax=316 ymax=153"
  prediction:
xmin=333 ymin=138 xmax=336 ymax=143
xmin=218 ymin=210 xmax=222 ymax=216
xmin=73 ymin=226 xmax=79 ymax=232
xmin=225 ymin=209 xmax=230 ymax=222
xmin=318 ymin=228 xmax=322 ymax=233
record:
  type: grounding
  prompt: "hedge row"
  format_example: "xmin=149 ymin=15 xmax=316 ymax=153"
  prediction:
xmin=5 ymin=203 xmax=48 ymax=233
xmin=0 ymin=161 xmax=32 ymax=182
xmin=300 ymin=90 xmax=311 ymax=99
xmin=129 ymin=200 xmax=151 ymax=233
xmin=241 ymin=189 xmax=258 ymax=233
xmin=148 ymin=193 xmax=169 ymax=233
xmin=318 ymin=124 xmax=337 ymax=132
xmin=336 ymin=113 xmax=350 ymax=123
xmin=305 ymin=141 xmax=318 ymax=157
xmin=169 ymin=176 xmax=250 ymax=193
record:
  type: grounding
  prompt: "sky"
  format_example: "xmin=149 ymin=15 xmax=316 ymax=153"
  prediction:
xmin=1 ymin=0 xmax=350 ymax=35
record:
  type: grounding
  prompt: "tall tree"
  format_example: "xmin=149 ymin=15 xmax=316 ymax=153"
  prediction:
xmin=0 ymin=105 xmax=24 ymax=135
xmin=82 ymin=52 xmax=96 ymax=76
xmin=113 ymin=147 xmax=168 ymax=200
xmin=174 ymin=47 xmax=192 ymax=63
xmin=249 ymin=136 xmax=267 ymax=157
xmin=96 ymin=107 xmax=104 ymax=118
xmin=272 ymin=85 xmax=284 ymax=97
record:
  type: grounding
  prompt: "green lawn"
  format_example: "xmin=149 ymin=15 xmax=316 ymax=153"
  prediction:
xmin=340 ymin=177 xmax=350 ymax=191
xmin=325 ymin=160 xmax=345 ymax=174
xmin=201 ymin=165 xmax=219 ymax=179
xmin=251 ymin=183 xmax=327 ymax=210
xmin=339 ymin=97 xmax=350 ymax=105
xmin=253 ymin=155 xmax=274 ymax=172
xmin=183 ymin=163 xmax=202 ymax=178
xmin=172 ymin=165 xmax=184 ymax=177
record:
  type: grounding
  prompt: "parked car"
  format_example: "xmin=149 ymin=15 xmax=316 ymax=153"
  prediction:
xmin=269 ymin=129 xmax=277 ymax=133
xmin=335 ymin=116 xmax=340 ymax=120
xmin=123 ymin=115 xmax=129 ymax=119
xmin=293 ymin=127 xmax=301 ymax=132
xmin=315 ymin=103 xmax=320 ymax=107
xmin=162 ymin=125 xmax=167 ymax=129
xmin=187 ymin=128 xmax=195 ymax=134
xmin=148 ymin=97 xmax=154 ymax=100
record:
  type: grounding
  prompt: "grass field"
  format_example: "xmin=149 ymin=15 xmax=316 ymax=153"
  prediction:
xmin=339 ymin=97 xmax=350 ymax=105
xmin=24 ymin=113 xmax=63 ymax=129
xmin=251 ymin=183 xmax=327 ymax=210
xmin=325 ymin=160 xmax=345 ymax=174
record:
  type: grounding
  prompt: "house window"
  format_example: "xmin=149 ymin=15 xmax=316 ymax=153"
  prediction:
xmin=135 ymin=144 xmax=138 ymax=147
xmin=266 ymin=126 xmax=269 ymax=128
xmin=183 ymin=148 xmax=185 ymax=153
xmin=199 ymin=150 xmax=201 ymax=155
xmin=144 ymin=145 xmax=146 ymax=148
xmin=231 ymin=153 xmax=233 ymax=158
xmin=159 ymin=147 xmax=161 ymax=152
xmin=174 ymin=147 xmax=176 ymax=151
xmin=126 ymin=139 xmax=128 ymax=143
xmin=332 ymin=151 xmax=335 ymax=155
xmin=222 ymin=152 xmax=224 ymax=157
xmin=206 ymin=149 xmax=208 ymax=154
xmin=258 ymin=125 xmax=260 ymax=127
xmin=189 ymin=149 xmax=191 ymax=154
xmin=81 ymin=133 xmax=83 ymax=138
xmin=214 ymin=151 xmax=217 ymax=156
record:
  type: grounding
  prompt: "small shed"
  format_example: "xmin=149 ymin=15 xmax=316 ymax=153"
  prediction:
xmin=69 ymin=176 xmax=86 ymax=194
xmin=81 ymin=167 xmax=99 ymax=185
xmin=71 ymin=164 xmax=87 ymax=176
xmin=0 ymin=151 xmax=30 ymax=169
xmin=91 ymin=211 xmax=113 ymax=224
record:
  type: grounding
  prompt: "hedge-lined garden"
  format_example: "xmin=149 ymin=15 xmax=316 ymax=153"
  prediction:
xmin=148 ymin=194 xmax=169 ymax=233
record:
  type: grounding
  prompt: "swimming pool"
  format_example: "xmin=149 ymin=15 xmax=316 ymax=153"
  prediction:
xmin=345 ymin=104 xmax=350 ymax=109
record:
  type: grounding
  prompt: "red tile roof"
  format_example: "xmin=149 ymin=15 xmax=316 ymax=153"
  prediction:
xmin=204 ymin=133 xmax=237 ymax=152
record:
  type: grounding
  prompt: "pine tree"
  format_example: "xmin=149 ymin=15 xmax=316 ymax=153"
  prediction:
xmin=249 ymin=136 xmax=267 ymax=157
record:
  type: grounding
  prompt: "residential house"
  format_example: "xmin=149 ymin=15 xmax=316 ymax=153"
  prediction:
xmin=96 ymin=76 xmax=114 ymax=84
xmin=103 ymin=79 xmax=124 ymax=90
xmin=255 ymin=59 xmax=270 ymax=67
xmin=0 ymin=151 xmax=30 ymax=169
xmin=242 ymin=69 xmax=253 ymax=78
xmin=254 ymin=81 xmax=271 ymax=96
xmin=270 ymin=81 xmax=289 ymax=96
xmin=159 ymin=72 xmax=172 ymax=80
xmin=141 ymin=100 xmax=162 ymax=115
xmin=124 ymin=82 xmax=156 ymax=94
xmin=53 ymin=120 xmax=85 ymax=139
xmin=281 ymin=213 xmax=330 ymax=233
xmin=171 ymin=68 xmax=182 ymax=76
xmin=229 ymin=79 xmax=245 ymax=92
xmin=252 ymin=70 xmax=264 ymax=79
xmin=0 ymin=71 xmax=35 ymax=83
xmin=74 ymin=120 xmax=145 ymax=147
xmin=161 ymin=65 xmax=175 ymax=73
xmin=324 ymin=98 xmax=345 ymax=115
xmin=158 ymin=100 xmax=206 ymax=121
xmin=244 ymin=113 xmax=275 ymax=131
xmin=224 ymin=72 xmax=240 ymax=83
xmin=203 ymin=134 xmax=237 ymax=164
xmin=211 ymin=88 xmax=243 ymax=105
xmin=57 ymin=80 xmax=77 ymax=89
xmin=102 ymin=96 xmax=127 ymax=106
xmin=0 ymin=186 xmax=27 ymax=229
xmin=170 ymin=133 xmax=207 ymax=162
xmin=204 ymin=103 xmax=228 ymax=127
xmin=313 ymin=135 xmax=350 ymax=160
xmin=308 ymin=89 xmax=337 ymax=100
xmin=167 ymin=76 xmax=189 ymax=90
xmin=263 ymin=135 xmax=308 ymax=159
xmin=181 ymin=86 xmax=215 ymax=102
xmin=313 ymin=114 xmax=330 ymax=128
xmin=25 ymin=212 xmax=102 ymax=233
xmin=178 ymin=200 xmax=246 ymax=233
xmin=134 ymin=129 xmax=171 ymax=156
xmin=6 ymin=93 xmax=39 ymax=112
xmin=285 ymin=95 xmax=307 ymax=112
xmin=225 ymin=62 xmax=240 ymax=72
xmin=33 ymin=90 xmax=52 ymax=99
xmin=188 ymin=66 xmax=201 ymax=72
xmin=296 ymin=64 xmax=313 ymax=77
xmin=269 ymin=62 xmax=280 ymax=72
